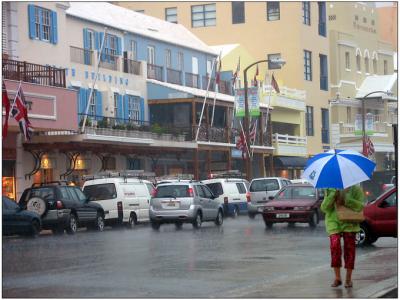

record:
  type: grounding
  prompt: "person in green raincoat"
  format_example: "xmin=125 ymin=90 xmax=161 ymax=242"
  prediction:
xmin=321 ymin=185 xmax=364 ymax=288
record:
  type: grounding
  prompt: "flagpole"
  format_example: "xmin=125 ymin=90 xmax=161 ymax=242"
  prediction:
xmin=81 ymin=27 xmax=108 ymax=134
xmin=210 ymin=51 xmax=222 ymax=128
xmin=195 ymin=57 xmax=216 ymax=141
xmin=265 ymin=74 xmax=273 ymax=134
xmin=239 ymin=120 xmax=251 ymax=159
xmin=251 ymin=119 xmax=258 ymax=158
xmin=8 ymin=80 xmax=22 ymax=124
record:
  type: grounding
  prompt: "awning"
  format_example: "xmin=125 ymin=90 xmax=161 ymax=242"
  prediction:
xmin=273 ymin=156 xmax=308 ymax=169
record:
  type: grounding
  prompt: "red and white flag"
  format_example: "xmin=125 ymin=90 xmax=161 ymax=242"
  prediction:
xmin=249 ymin=121 xmax=256 ymax=143
xmin=232 ymin=57 xmax=240 ymax=86
xmin=362 ymin=136 xmax=375 ymax=157
xmin=215 ymin=58 xmax=222 ymax=85
xmin=11 ymin=85 xmax=33 ymax=141
xmin=2 ymin=81 xmax=11 ymax=139
xmin=253 ymin=64 xmax=259 ymax=86
xmin=271 ymin=74 xmax=280 ymax=93
xmin=236 ymin=129 xmax=247 ymax=159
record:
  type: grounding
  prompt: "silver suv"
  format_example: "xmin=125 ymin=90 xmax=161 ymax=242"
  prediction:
xmin=149 ymin=182 xmax=224 ymax=229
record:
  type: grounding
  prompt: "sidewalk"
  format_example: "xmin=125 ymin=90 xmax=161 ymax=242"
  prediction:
xmin=224 ymin=247 xmax=397 ymax=298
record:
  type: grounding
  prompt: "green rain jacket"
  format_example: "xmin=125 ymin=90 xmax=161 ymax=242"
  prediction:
xmin=320 ymin=185 xmax=364 ymax=235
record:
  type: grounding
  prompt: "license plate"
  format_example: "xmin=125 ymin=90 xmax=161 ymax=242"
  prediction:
xmin=258 ymin=207 xmax=264 ymax=212
xmin=167 ymin=202 xmax=176 ymax=207
xmin=276 ymin=213 xmax=289 ymax=218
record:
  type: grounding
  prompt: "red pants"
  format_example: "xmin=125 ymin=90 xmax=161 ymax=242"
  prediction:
xmin=329 ymin=232 xmax=356 ymax=269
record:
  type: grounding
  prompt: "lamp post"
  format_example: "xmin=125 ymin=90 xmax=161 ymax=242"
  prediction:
xmin=243 ymin=59 xmax=285 ymax=181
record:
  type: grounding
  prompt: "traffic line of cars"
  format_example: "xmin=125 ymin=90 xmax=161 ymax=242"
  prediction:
xmin=2 ymin=175 xmax=397 ymax=247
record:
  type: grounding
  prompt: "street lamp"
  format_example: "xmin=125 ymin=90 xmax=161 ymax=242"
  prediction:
xmin=243 ymin=58 xmax=286 ymax=181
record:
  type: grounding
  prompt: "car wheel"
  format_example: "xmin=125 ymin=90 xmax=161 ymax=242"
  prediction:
xmin=66 ymin=214 xmax=78 ymax=235
xmin=248 ymin=212 xmax=256 ymax=219
xmin=265 ymin=221 xmax=273 ymax=229
xmin=215 ymin=210 xmax=224 ymax=226
xmin=192 ymin=212 xmax=202 ymax=229
xmin=151 ymin=221 xmax=160 ymax=230
xmin=356 ymin=223 xmax=375 ymax=246
xmin=26 ymin=197 xmax=47 ymax=217
xmin=309 ymin=211 xmax=319 ymax=228
xmin=126 ymin=213 xmax=137 ymax=229
xmin=30 ymin=219 xmax=41 ymax=237
xmin=232 ymin=206 xmax=239 ymax=218
xmin=94 ymin=213 xmax=105 ymax=232
xmin=175 ymin=222 xmax=183 ymax=230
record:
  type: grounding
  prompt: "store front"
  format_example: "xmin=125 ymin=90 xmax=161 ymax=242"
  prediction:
xmin=267 ymin=156 xmax=308 ymax=179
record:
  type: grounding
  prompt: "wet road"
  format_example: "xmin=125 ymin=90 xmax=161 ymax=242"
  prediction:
xmin=2 ymin=215 xmax=396 ymax=298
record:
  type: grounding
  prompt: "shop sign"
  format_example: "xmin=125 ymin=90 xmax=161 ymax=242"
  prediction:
xmin=354 ymin=113 xmax=374 ymax=136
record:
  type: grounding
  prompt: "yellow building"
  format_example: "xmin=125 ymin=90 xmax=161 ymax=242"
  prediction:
xmin=116 ymin=1 xmax=331 ymax=178
xmin=327 ymin=2 xmax=397 ymax=172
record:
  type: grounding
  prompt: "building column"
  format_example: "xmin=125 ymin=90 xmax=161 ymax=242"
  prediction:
xmin=193 ymin=149 xmax=199 ymax=180
xmin=15 ymin=133 xmax=28 ymax=202
xmin=227 ymin=149 xmax=231 ymax=171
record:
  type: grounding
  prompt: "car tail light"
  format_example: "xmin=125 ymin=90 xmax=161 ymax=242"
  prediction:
xmin=246 ymin=192 xmax=251 ymax=203
xmin=151 ymin=189 xmax=157 ymax=197
xmin=56 ymin=200 xmax=63 ymax=209
xmin=224 ymin=197 xmax=228 ymax=204
xmin=187 ymin=187 xmax=194 ymax=197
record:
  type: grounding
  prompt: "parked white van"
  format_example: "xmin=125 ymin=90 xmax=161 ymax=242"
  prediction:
xmin=202 ymin=178 xmax=250 ymax=217
xmin=82 ymin=177 xmax=154 ymax=228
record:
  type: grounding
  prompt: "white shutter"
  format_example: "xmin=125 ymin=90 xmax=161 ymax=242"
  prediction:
xmin=2 ymin=2 xmax=8 ymax=55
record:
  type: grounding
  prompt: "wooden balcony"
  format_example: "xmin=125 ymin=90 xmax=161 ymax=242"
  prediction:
xmin=2 ymin=58 xmax=66 ymax=88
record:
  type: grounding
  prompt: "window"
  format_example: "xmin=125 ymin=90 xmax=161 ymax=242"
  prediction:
xmin=304 ymin=50 xmax=312 ymax=81
xmin=114 ymin=93 xmax=118 ymax=118
xmin=106 ymin=34 xmax=117 ymax=57
xmin=165 ymin=7 xmax=177 ymax=23
xmin=345 ymin=51 xmax=350 ymax=69
xmin=206 ymin=183 xmax=223 ymax=196
xmin=165 ymin=49 xmax=171 ymax=68
xmin=355 ymin=15 xmax=358 ymax=21
xmin=373 ymin=58 xmax=377 ymax=74
xmin=384 ymin=60 xmax=388 ymax=75
xmin=364 ymin=57 xmax=369 ymax=73
xmin=130 ymin=40 xmax=137 ymax=60
xmin=83 ymin=183 xmax=117 ymax=201
xmin=302 ymin=2 xmax=311 ymax=25
xmin=371 ymin=19 xmax=375 ymax=26
xmin=321 ymin=108 xmax=329 ymax=144
xmin=267 ymin=2 xmax=280 ymax=21
xmin=28 ymin=5 xmax=57 ymax=44
xmin=232 ymin=1 xmax=245 ymax=24
xmin=127 ymin=95 xmax=140 ymax=121
xmin=384 ymin=192 xmax=397 ymax=207
xmin=87 ymin=30 xmax=94 ymax=50
xmin=363 ymin=17 xmax=367 ymax=23
xmin=356 ymin=54 xmax=361 ymax=71
xmin=178 ymin=52 xmax=184 ymax=70
xmin=191 ymin=4 xmax=216 ymax=27
xmin=206 ymin=59 xmax=212 ymax=76
xmin=306 ymin=106 xmax=314 ymax=136
xmin=318 ymin=2 xmax=326 ymax=36
xmin=236 ymin=183 xmax=247 ymax=194
xmin=346 ymin=107 xmax=351 ymax=123
xmin=250 ymin=179 xmax=279 ymax=192
xmin=319 ymin=54 xmax=328 ymax=90
xmin=147 ymin=46 xmax=155 ymax=64
xmin=268 ymin=53 xmax=282 ymax=69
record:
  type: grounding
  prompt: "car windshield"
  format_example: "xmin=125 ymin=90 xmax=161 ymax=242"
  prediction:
xmin=206 ymin=183 xmax=223 ymax=197
xmin=156 ymin=185 xmax=189 ymax=198
xmin=250 ymin=179 xmax=279 ymax=192
xmin=83 ymin=183 xmax=117 ymax=200
xmin=276 ymin=186 xmax=316 ymax=200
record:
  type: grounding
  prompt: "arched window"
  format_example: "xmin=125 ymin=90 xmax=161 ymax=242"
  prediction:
xmin=372 ymin=51 xmax=378 ymax=74
xmin=356 ymin=54 xmax=361 ymax=71
xmin=364 ymin=57 xmax=369 ymax=73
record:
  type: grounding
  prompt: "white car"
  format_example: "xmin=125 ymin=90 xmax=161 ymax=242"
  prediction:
xmin=248 ymin=177 xmax=292 ymax=218
xmin=202 ymin=178 xmax=249 ymax=218
xmin=82 ymin=177 xmax=154 ymax=228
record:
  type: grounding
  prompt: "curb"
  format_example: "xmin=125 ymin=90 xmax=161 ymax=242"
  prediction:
xmin=359 ymin=276 xmax=397 ymax=298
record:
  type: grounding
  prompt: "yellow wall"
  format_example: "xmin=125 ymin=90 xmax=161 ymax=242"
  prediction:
xmin=117 ymin=1 xmax=331 ymax=154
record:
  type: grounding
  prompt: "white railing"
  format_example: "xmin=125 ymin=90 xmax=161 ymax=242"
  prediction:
xmin=339 ymin=122 xmax=388 ymax=135
xmin=273 ymin=133 xmax=307 ymax=145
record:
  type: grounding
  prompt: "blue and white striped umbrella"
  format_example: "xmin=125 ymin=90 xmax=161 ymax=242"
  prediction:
xmin=301 ymin=149 xmax=376 ymax=189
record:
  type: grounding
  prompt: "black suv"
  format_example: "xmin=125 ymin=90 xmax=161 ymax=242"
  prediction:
xmin=19 ymin=182 xmax=105 ymax=234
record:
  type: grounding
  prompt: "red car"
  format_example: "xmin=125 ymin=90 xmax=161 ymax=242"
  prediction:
xmin=357 ymin=187 xmax=397 ymax=246
xmin=262 ymin=184 xmax=324 ymax=228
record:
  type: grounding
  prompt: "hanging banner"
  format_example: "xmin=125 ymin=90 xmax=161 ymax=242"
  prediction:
xmin=354 ymin=113 xmax=374 ymax=136
xmin=234 ymin=87 xmax=260 ymax=118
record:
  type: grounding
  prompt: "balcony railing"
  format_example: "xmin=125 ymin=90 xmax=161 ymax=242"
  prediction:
xmin=185 ymin=72 xmax=199 ymax=88
xmin=218 ymin=80 xmax=232 ymax=95
xmin=147 ymin=63 xmax=163 ymax=81
xmin=2 ymin=58 xmax=66 ymax=88
xmin=338 ymin=122 xmax=389 ymax=135
xmin=99 ymin=53 xmax=119 ymax=71
xmin=123 ymin=58 xmax=141 ymax=75
xmin=202 ymin=76 xmax=216 ymax=91
xmin=273 ymin=133 xmax=307 ymax=145
xmin=166 ymin=68 xmax=182 ymax=85
xmin=78 ymin=113 xmax=192 ymax=142
xmin=70 ymin=46 xmax=93 ymax=66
